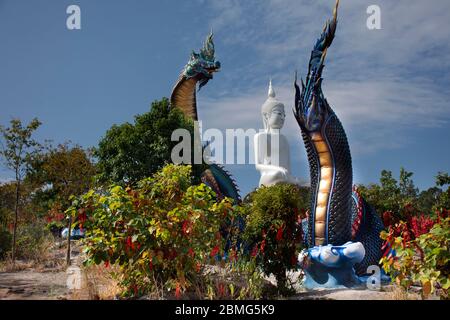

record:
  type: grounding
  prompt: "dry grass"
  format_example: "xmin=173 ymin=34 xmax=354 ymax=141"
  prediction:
xmin=0 ymin=258 xmax=34 ymax=272
xmin=0 ymin=230 xmax=64 ymax=273
xmin=69 ymin=264 xmax=122 ymax=300
xmin=385 ymin=285 xmax=421 ymax=300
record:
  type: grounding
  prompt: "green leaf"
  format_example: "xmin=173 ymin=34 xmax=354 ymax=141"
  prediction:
xmin=440 ymin=277 xmax=450 ymax=290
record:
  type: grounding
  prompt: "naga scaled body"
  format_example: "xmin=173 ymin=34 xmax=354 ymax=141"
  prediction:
xmin=294 ymin=0 xmax=383 ymax=276
xmin=170 ymin=32 xmax=240 ymax=203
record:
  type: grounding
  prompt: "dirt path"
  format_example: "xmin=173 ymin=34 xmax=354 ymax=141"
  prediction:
xmin=0 ymin=269 xmax=68 ymax=300
xmin=0 ymin=241 xmax=83 ymax=300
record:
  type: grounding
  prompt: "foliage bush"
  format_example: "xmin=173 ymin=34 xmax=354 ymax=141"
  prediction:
xmin=381 ymin=209 xmax=447 ymax=240
xmin=0 ymin=227 xmax=12 ymax=259
xmin=242 ymin=183 xmax=307 ymax=294
xmin=68 ymin=164 xmax=242 ymax=298
xmin=380 ymin=217 xmax=450 ymax=299
xmin=14 ymin=222 xmax=53 ymax=261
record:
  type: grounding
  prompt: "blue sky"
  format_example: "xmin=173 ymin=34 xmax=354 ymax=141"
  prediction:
xmin=1 ymin=0 xmax=449 ymax=197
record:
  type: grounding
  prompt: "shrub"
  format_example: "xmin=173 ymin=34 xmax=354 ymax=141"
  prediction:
xmin=242 ymin=183 xmax=307 ymax=294
xmin=14 ymin=222 xmax=53 ymax=261
xmin=68 ymin=164 xmax=241 ymax=298
xmin=381 ymin=217 xmax=450 ymax=299
xmin=382 ymin=209 xmax=448 ymax=239
xmin=0 ymin=227 xmax=12 ymax=259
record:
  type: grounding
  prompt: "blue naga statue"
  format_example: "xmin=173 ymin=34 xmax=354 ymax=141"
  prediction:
xmin=170 ymin=32 xmax=241 ymax=203
xmin=294 ymin=0 xmax=385 ymax=288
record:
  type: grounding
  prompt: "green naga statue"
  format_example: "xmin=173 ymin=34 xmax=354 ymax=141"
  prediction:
xmin=170 ymin=32 xmax=241 ymax=203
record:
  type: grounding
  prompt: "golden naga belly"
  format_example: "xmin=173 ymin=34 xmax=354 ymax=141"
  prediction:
xmin=310 ymin=132 xmax=333 ymax=246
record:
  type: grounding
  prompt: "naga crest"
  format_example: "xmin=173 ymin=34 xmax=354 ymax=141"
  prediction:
xmin=294 ymin=0 xmax=339 ymax=132
xmin=183 ymin=31 xmax=221 ymax=90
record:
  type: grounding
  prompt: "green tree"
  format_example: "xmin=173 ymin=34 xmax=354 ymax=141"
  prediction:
xmin=417 ymin=187 xmax=442 ymax=213
xmin=358 ymin=170 xmax=401 ymax=215
xmin=359 ymin=168 xmax=422 ymax=219
xmin=95 ymin=98 xmax=196 ymax=185
xmin=0 ymin=181 xmax=37 ymax=229
xmin=0 ymin=118 xmax=41 ymax=265
xmin=31 ymin=144 xmax=96 ymax=204
xmin=0 ymin=182 xmax=15 ymax=229
xmin=436 ymin=172 xmax=450 ymax=187
xmin=434 ymin=172 xmax=450 ymax=211
xmin=399 ymin=167 xmax=419 ymax=200
xmin=31 ymin=143 xmax=96 ymax=265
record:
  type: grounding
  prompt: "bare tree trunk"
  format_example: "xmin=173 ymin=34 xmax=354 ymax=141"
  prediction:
xmin=66 ymin=215 xmax=72 ymax=266
xmin=11 ymin=176 xmax=20 ymax=268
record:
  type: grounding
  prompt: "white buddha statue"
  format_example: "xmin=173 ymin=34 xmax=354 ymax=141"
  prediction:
xmin=254 ymin=81 xmax=298 ymax=187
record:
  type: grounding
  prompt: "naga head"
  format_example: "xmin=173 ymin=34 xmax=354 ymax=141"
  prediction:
xmin=299 ymin=241 xmax=365 ymax=269
xmin=293 ymin=0 xmax=339 ymax=133
xmin=294 ymin=70 xmax=328 ymax=132
xmin=183 ymin=31 xmax=221 ymax=90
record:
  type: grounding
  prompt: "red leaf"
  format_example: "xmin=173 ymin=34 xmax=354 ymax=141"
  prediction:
xmin=210 ymin=245 xmax=220 ymax=257
xmin=217 ymin=283 xmax=225 ymax=297
xmin=276 ymin=225 xmax=284 ymax=242
xmin=291 ymin=254 xmax=297 ymax=266
xmin=260 ymin=239 xmax=266 ymax=253
xmin=182 ymin=220 xmax=191 ymax=235
xmin=251 ymin=245 xmax=259 ymax=257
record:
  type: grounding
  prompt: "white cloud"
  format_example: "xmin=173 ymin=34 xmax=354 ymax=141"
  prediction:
xmin=195 ymin=0 xmax=450 ymax=157
xmin=191 ymin=0 xmax=450 ymax=193
xmin=200 ymin=76 xmax=450 ymax=157
xmin=205 ymin=0 xmax=450 ymax=75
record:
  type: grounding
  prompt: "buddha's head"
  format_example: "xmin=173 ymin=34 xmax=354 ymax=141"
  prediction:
xmin=261 ymin=81 xmax=286 ymax=131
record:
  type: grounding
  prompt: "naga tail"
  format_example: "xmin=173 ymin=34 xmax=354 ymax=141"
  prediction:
xmin=351 ymin=187 xmax=384 ymax=275
xmin=201 ymin=164 xmax=241 ymax=204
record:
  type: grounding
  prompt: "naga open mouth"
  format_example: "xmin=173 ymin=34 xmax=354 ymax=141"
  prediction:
xmin=206 ymin=61 xmax=221 ymax=74
xmin=206 ymin=68 xmax=219 ymax=74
